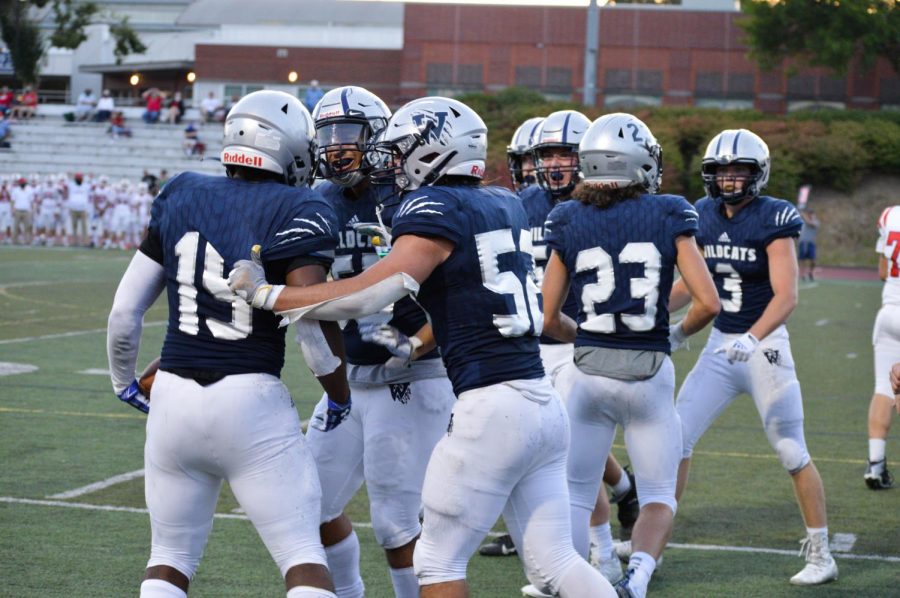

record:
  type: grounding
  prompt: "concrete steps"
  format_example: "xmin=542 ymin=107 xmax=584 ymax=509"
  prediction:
xmin=1 ymin=116 xmax=226 ymax=180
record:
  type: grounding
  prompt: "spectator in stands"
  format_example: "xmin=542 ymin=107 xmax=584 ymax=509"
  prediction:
xmin=94 ymin=89 xmax=114 ymax=122
xmin=11 ymin=86 xmax=38 ymax=120
xmin=75 ymin=88 xmax=96 ymax=121
xmin=0 ymin=85 xmax=14 ymax=116
xmin=0 ymin=112 xmax=10 ymax=148
xmin=163 ymin=91 xmax=185 ymax=125
xmin=141 ymin=169 xmax=159 ymax=195
xmin=158 ymin=169 xmax=169 ymax=190
xmin=11 ymin=177 xmax=34 ymax=245
xmin=799 ymin=207 xmax=820 ymax=281
xmin=303 ymin=79 xmax=323 ymax=111
xmin=199 ymin=91 xmax=222 ymax=123
xmin=142 ymin=88 xmax=162 ymax=124
xmin=182 ymin=122 xmax=205 ymax=157
xmin=109 ymin=111 xmax=132 ymax=139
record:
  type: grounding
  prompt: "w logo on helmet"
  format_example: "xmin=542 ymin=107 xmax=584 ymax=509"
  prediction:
xmin=412 ymin=111 xmax=450 ymax=144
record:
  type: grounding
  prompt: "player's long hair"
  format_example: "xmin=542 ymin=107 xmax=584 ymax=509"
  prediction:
xmin=572 ymin=181 xmax=642 ymax=209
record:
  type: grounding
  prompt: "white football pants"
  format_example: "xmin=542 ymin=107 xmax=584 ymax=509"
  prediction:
xmin=873 ymin=304 xmax=900 ymax=397
xmin=677 ymin=326 xmax=811 ymax=474
xmin=144 ymin=371 xmax=326 ymax=580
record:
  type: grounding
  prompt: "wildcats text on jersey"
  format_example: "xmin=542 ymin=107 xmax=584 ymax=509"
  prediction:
xmin=703 ymin=244 xmax=757 ymax=262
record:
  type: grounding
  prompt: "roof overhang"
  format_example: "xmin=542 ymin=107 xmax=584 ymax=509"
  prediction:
xmin=79 ymin=61 xmax=194 ymax=74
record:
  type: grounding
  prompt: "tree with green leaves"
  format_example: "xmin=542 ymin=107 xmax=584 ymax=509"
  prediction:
xmin=0 ymin=0 xmax=146 ymax=85
xmin=740 ymin=0 xmax=899 ymax=75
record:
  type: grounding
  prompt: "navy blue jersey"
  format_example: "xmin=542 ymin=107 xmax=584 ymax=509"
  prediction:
xmin=696 ymin=195 xmax=801 ymax=333
xmin=318 ymin=181 xmax=436 ymax=365
xmin=391 ymin=184 xmax=545 ymax=395
xmin=546 ymin=194 xmax=698 ymax=353
xmin=142 ymin=172 xmax=339 ymax=377
xmin=519 ymin=184 xmax=580 ymax=345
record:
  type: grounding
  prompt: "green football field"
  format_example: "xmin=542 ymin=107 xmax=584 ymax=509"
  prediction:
xmin=1 ymin=246 xmax=898 ymax=597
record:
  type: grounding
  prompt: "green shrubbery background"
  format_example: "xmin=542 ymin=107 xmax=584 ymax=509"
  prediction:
xmin=461 ymin=87 xmax=900 ymax=201
xmin=459 ymin=87 xmax=900 ymax=267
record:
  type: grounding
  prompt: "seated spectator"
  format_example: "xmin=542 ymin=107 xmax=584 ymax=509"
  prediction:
xmin=93 ymin=89 xmax=114 ymax=122
xmin=0 ymin=86 xmax=13 ymax=116
xmin=182 ymin=122 xmax=205 ymax=156
xmin=163 ymin=91 xmax=185 ymax=125
xmin=75 ymin=88 xmax=96 ymax=121
xmin=11 ymin=86 xmax=38 ymax=120
xmin=199 ymin=91 xmax=222 ymax=123
xmin=141 ymin=88 xmax=162 ymax=124
xmin=108 ymin=111 xmax=132 ymax=139
xmin=304 ymin=79 xmax=324 ymax=112
xmin=0 ymin=112 xmax=10 ymax=148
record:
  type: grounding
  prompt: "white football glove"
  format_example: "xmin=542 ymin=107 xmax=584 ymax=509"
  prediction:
xmin=715 ymin=332 xmax=759 ymax=364
xmin=227 ymin=245 xmax=283 ymax=310
xmin=359 ymin=323 xmax=422 ymax=368
xmin=669 ymin=320 xmax=688 ymax=352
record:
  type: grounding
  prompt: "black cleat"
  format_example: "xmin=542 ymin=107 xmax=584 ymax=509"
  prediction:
xmin=478 ymin=533 xmax=517 ymax=556
xmin=614 ymin=466 xmax=639 ymax=541
xmin=864 ymin=459 xmax=894 ymax=490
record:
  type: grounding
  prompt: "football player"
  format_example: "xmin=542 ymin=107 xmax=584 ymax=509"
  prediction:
xmin=671 ymin=129 xmax=838 ymax=585
xmin=507 ymin=116 xmax=544 ymax=191
xmin=511 ymin=111 xmax=638 ymax=593
xmin=106 ymin=90 xmax=349 ymax=598
xmin=228 ymin=96 xmax=616 ymax=598
xmin=865 ymin=205 xmax=900 ymax=489
xmin=307 ymin=86 xmax=456 ymax=598
xmin=541 ymin=113 xmax=719 ymax=598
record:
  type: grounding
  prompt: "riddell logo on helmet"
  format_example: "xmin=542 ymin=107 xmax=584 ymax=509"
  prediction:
xmin=222 ymin=152 xmax=263 ymax=168
xmin=470 ymin=164 xmax=484 ymax=177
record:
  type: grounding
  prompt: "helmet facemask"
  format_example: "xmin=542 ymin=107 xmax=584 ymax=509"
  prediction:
xmin=535 ymin=145 xmax=581 ymax=198
xmin=316 ymin=120 xmax=373 ymax=187
xmin=702 ymin=160 xmax=762 ymax=205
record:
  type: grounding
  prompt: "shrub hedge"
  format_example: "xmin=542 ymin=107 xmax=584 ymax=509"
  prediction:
xmin=458 ymin=87 xmax=900 ymax=203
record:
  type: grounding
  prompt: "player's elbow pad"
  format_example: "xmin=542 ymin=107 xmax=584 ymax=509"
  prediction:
xmin=295 ymin=320 xmax=341 ymax=377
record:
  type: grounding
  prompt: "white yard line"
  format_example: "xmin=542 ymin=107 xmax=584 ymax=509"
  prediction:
xmin=1 ymin=495 xmax=894 ymax=562
xmin=47 ymin=469 xmax=146 ymax=499
xmin=0 ymin=321 xmax=165 ymax=345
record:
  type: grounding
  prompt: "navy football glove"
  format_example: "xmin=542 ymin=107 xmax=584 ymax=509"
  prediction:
xmin=311 ymin=395 xmax=352 ymax=432
xmin=117 ymin=379 xmax=150 ymax=414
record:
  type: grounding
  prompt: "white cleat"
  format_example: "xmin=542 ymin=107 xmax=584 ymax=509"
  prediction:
xmin=789 ymin=533 xmax=838 ymax=585
xmin=521 ymin=584 xmax=554 ymax=598
xmin=613 ymin=541 xmax=662 ymax=567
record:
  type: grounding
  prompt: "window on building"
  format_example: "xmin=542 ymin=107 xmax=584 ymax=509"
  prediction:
xmin=880 ymin=77 xmax=900 ymax=105
xmin=787 ymin=75 xmax=816 ymax=100
xmin=695 ymin=72 xmax=724 ymax=98
xmin=515 ymin=66 xmax=541 ymax=89
xmin=637 ymin=70 xmax=662 ymax=94
xmin=819 ymin=76 xmax=847 ymax=102
xmin=604 ymin=69 xmax=633 ymax=94
xmin=726 ymin=73 xmax=755 ymax=99
xmin=457 ymin=64 xmax=483 ymax=89
xmin=426 ymin=63 xmax=453 ymax=86
xmin=546 ymin=67 xmax=573 ymax=94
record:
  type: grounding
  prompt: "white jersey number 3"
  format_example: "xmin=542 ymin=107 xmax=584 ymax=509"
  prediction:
xmin=174 ymin=232 xmax=252 ymax=340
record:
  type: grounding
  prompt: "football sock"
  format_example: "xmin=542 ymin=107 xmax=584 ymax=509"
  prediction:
xmin=610 ymin=474 xmax=632 ymax=503
xmin=286 ymin=587 xmax=337 ymax=598
xmin=139 ymin=579 xmax=187 ymax=598
xmin=325 ymin=531 xmax=364 ymax=598
xmin=869 ymin=439 xmax=887 ymax=465
xmin=589 ymin=523 xmax=615 ymax=561
xmin=389 ymin=566 xmax=419 ymax=598
xmin=628 ymin=551 xmax=657 ymax=591
xmin=806 ymin=527 xmax=828 ymax=538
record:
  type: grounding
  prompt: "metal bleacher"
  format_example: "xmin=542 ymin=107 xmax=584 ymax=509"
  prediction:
xmin=0 ymin=106 xmax=225 ymax=180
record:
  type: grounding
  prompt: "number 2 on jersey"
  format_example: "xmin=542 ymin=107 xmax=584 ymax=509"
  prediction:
xmin=476 ymin=228 xmax=543 ymax=337
xmin=174 ymin=232 xmax=252 ymax=340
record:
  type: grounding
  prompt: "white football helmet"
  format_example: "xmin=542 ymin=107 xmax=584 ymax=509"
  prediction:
xmin=578 ymin=113 xmax=662 ymax=193
xmin=369 ymin=96 xmax=487 ymax=192
xmin=507 ymin=116 xmax=544 ymax=187
xmin=532 ymin=110 xmax=591 ymax=197
xmin=221 ymin=90 xmax=316 ymax=187
xmin=312 ymin=86 xmax=391 ymax=187
xmin=701 ymin=128 xmax=770 ymax=204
